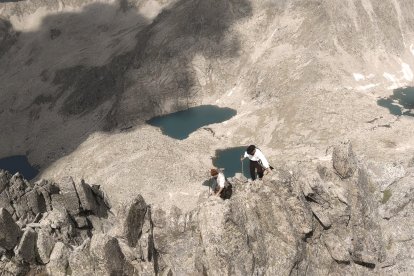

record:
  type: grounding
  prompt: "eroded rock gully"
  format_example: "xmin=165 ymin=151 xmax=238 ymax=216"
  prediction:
xmin=0 ymin=142 xmax=413 ymax=275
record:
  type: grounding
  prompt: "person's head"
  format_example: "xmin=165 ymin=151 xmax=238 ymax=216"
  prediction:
xmin=210 ymin=168 xmax=219 ymax=177
xmin=247 ymin=145 xmax=256 ymax=155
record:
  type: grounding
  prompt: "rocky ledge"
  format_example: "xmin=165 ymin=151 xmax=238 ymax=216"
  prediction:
xmin=0 ymin=142 xmax=413 ymax=275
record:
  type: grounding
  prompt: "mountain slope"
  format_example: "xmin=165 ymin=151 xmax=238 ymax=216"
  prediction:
xmin=0 ymin=0 xmax=413 ymax=212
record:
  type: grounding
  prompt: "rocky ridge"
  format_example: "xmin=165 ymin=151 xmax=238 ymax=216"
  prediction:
xmin=0 ymin=141 xmax=413 ymax=275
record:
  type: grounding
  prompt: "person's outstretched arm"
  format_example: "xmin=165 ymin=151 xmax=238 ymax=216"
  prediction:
xmin=215 ymin=186 xmax=224 ymax=196
xmin=256 ymin=149 xmax=271 ymax=174
xmin=215 ymin=173 xmax=226 ymax=196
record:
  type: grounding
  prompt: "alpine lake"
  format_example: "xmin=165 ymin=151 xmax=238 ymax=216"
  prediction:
xmin=0 ymin=155 xmax=39 ymax=180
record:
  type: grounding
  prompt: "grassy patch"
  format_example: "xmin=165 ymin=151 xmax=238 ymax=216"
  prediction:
xmin=381 ymin=189 xmax=392 ymax=204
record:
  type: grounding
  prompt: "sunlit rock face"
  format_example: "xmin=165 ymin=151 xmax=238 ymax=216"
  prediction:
xmin=1 ymin=143 xmax=413 ymax=275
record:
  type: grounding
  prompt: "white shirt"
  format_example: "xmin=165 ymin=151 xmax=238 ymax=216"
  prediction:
xmin=216 ymin=172 xmax=226 ymax=188
xmin=244 ymin=148 xmax=270 ymax=169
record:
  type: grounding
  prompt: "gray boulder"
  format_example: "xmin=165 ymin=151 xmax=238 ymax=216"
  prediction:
xmin=68 ymin=239 xmax=94 ymax=276
xmin=39 ymin=209 xmax=76 ymax=244
xmin=323 ymin=233 xmax=351 ymax=262
xmin=8 ymin=174 xmax=30 ymax=200
xmin=0 ymin=259 xmax=29 ymax=276
xmin=90 ymin=233 xmax=126 ymax=275
xmin=310 ymin=202 xmax=332 ymax=229
xmin=73 ymin=216 xmax=89 ymax=229
xmin=0 ymin=191 xmax=14 ymax=216
xmin=111 ymin=195 xmax=148 ymax=247
xmin=74 ymin=179 xmax=98 ymax=214
xmin=0 ymin=170 xmax=10 ymax=194
xmin=15 ymin=229 xmax=37 ymax=263
xmin=25 ymin=189 xmax=47 ymax=215
xmin=56 ymin=177 xmax=80 ymax=216
xmin=36 ymin=228 xmax=55 ymax=264
xmin=0 ymin=208 xmax=21 ymax=250
xmin=13 ymin=194 xmax=31 ymax=221
xmin=379 ymin=171 xmax=414 ymax=219
xmin=46 ymin=242 xmax=71 ymax=276
xmin=332 ymin=141 xmax=357 ymax=179
xmin=36 ymin=186 xmax=53 ymax=211
xmin=50 ymin=193 xmax=66 ymax=211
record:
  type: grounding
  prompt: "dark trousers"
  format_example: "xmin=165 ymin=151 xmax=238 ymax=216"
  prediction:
xmin=249 ymin=160 xmax=264 ymax=180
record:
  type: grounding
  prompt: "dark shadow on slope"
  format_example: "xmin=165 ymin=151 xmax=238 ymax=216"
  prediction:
xmin=202 ymin=178 xmax=215 ymax=190
xmin=0 ymin=0 xmax=252 ymax=171
xmin=0 ymin=18 xmax=19 ymax=59
xmin=377 ymin=87 xmax=414 ymax=117
xmin=52 ymin=0 xmax=252 ymax=130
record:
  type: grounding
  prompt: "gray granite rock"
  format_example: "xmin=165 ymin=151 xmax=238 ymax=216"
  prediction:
xmin=332 ymin=141 xmax=357 ymax=179
xmin=68 ymin=239 xmax=94 ymax=276
xmin=0 ymin=191 xmax=14 ymax=216
xmin=15 ymin=229 xmax=37 ymax=263
xmin=0 ymin=171 xmax=10 ymax=194
xmin=56 ymin=177 xmax=80 ymax=216
xmin=111 ymin=195 xmax=148 ymax=247
xmin=0 ymin=208 xmax=21 ymax=250
xmin=73 ymin=216 xmax=89 ymax=229
xmin=46 ymin=242 xmax=71 ymax=276
xmin=74 ymin=179 xmax=98 ymax=214
xmin=25 ymin=189 xmax=47 ymax=215
xmin=90 ymin=233 xmax=126 ymax=275
xmin=36 ymin=228 xmax=55 ymax=264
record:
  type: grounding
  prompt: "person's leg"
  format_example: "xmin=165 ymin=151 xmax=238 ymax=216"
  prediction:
xmin=214 ymin=185 xmax=219 ymax=193
xmin=249 ymin=160 xmax=256 ymax=180
xmin=257 ymin=165 xmax=264 ymax=179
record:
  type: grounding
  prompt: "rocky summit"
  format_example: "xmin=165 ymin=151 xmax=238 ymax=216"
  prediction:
xmin=1 ymin=0 xmax=414 ymax=275
xmin=0 ymin=141 xmax=413 ymax=275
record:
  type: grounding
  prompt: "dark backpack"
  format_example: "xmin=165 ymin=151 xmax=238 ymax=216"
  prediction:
xmin=220 ymin=182 xmax=233 ymax=200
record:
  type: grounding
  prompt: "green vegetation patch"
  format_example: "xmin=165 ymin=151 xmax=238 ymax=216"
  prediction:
xmin=381 ymin=189 xmax=392 ymax=204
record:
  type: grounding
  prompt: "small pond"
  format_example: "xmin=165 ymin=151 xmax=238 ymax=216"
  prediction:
xmin=212 ymin=147 xmax=250 ymax=178
xmin=377 ymin=87 xmax=414 ymax=117
xmin=0 ymin=155 xmax=38 ymax=180
xmin=147 ymin=105 xmax=237 ymax=139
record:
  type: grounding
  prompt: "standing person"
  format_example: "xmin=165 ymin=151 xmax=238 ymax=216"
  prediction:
xmin=240 ymin=145 xmax=272 ymax=180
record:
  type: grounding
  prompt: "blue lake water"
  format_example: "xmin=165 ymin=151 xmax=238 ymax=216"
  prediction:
xmin=212 ymin=147 xmax=250 ymax=178
xmin=147 ymin=105 xmax=237 ymax=139
xmin=0 ymin=155 xmax=38 ymax=180
xmin=377 ymin=87 xmax=414 ymax=117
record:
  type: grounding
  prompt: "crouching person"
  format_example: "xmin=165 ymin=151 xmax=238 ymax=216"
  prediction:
xmin=210 ymin=168 xmax=232 ymax=200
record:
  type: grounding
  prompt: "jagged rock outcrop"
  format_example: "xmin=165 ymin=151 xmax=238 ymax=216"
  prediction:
xmin=332 ymin=140 xmax=357 ymax=179
xmin=0 ymin=142 xmax=413 ymax=275
xmin=0 ymin=170 xmax=112 ymax=275
xmin=0 ymin=208 xmax=21 ymax=250
xmin=110 ymin=194 xmax=148 ymax=247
